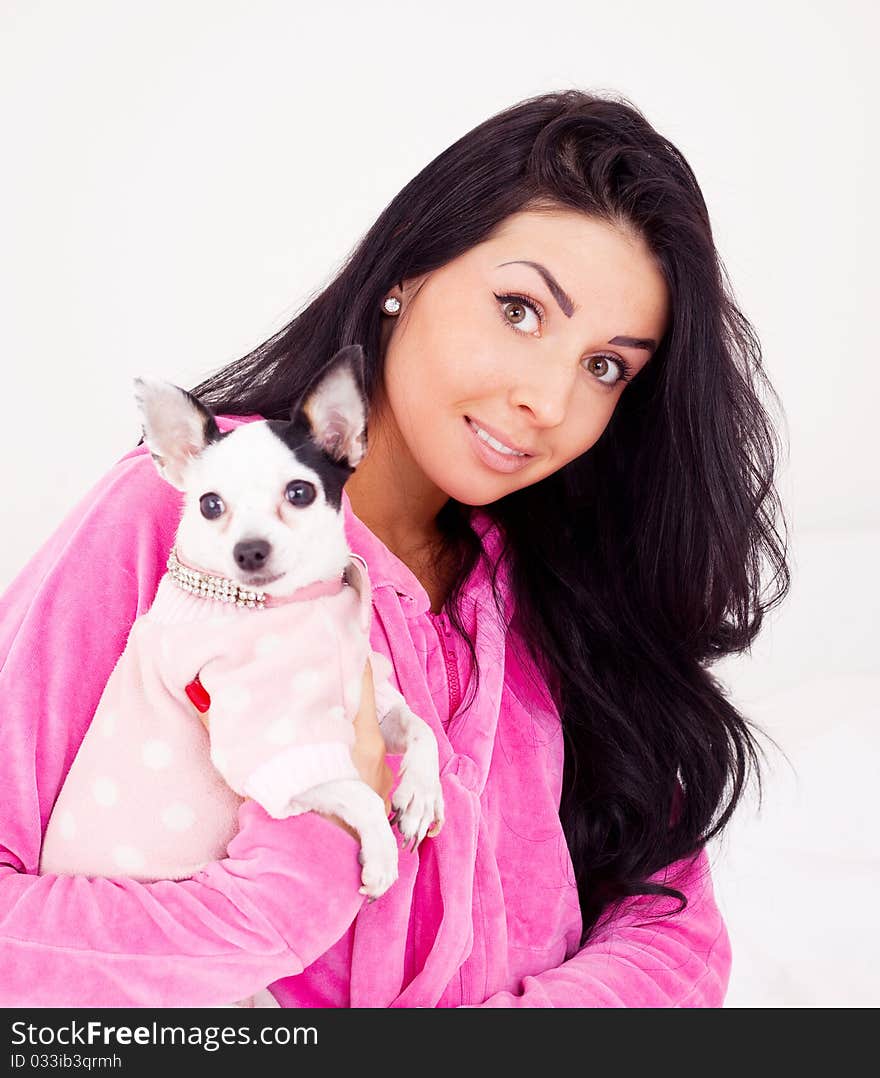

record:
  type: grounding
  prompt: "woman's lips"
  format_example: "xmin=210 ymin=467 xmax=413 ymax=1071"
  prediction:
xmin=464 ymin=416 xmax=535 ymax=475
xmin=466 ymin=415 xmax=534 ymax=456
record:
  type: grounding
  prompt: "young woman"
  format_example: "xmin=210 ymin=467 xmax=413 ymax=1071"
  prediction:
xmin=0 ymin=89 xmax=789 ymax=1006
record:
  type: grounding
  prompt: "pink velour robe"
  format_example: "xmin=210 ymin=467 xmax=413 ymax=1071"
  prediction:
xmin=0 ymin=414 xmax=732 ymax=1007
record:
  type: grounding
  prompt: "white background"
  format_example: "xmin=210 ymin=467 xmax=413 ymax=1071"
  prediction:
xmin=1 ymin=0 xmax=877 ymax=1005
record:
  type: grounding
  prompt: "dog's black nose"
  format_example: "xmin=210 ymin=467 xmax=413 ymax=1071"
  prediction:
xmin=233 ymin=538 xmax=271 ymax=573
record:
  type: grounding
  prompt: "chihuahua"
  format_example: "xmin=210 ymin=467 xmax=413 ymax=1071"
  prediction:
xmin=39 ymin=345 xmax=445 ymax=919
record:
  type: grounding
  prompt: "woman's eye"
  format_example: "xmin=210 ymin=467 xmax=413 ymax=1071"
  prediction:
xmin=285 ymin=480 xmax=316 ymax=507
xmin=199 ymin=492 xmax=225 ymax=520
xmin=495 ymin=290 xmax=634 ymax=387
xmin=582 ymin=354 xmax=632 ymax=387
xmin=495 ymin=292 xmax=543 ymax=335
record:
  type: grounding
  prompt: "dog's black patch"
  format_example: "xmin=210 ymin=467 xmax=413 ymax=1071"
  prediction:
xmin=266 ymin=416 xmax=353 ymax=511
xmin=181 ymin=389 xmax=225 ymax=446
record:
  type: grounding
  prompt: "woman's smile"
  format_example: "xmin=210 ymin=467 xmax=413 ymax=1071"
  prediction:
xmin=463 ymin=415 xmax=536 ymax=474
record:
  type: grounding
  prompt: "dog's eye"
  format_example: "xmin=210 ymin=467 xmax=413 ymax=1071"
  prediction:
xmin=285 ymin=480 xmax=316 ymax=507
xmin=199 ymin=492 xmax=225 ymax=520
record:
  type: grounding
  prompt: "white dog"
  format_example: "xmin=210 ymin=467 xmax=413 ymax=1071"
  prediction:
xmin=40 ymin=344 xmax=444 ymax=926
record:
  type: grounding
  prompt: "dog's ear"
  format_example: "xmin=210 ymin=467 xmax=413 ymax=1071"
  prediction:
xmin=296 ymin=344 xmax=368 ymax=468
xmin=133 ymin=378 xmax=222 ymax=490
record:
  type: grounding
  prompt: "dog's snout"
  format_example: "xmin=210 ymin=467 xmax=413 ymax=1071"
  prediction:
xmin=233 ymin=538 xmax=271 ymax=573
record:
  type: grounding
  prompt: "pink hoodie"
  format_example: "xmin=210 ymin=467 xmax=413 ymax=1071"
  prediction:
xmin=0 ymin=414 xmax=732 ymax=1007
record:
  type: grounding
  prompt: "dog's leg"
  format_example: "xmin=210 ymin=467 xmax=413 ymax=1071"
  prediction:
xmin=292 ymin=779 xmax=399 ymax=899
xmin=374 ymin=681 xmax=445 ymax=850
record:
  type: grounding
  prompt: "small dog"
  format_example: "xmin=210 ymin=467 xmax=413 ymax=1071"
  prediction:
xmin=40 ymin=344 xmax=444 ymax=918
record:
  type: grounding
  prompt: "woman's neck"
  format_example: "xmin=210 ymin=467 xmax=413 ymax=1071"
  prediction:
xmin=345 ymin=414 xmax=449 ymax=557
xmin=345 ymin=419 xmax=457 ymax=612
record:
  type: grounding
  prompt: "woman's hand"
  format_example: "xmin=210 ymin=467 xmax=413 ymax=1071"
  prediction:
xmin=325 ymin=658 xmax=393 ymax=839
xmin=198 ymin=662 xmax=392 ymax=841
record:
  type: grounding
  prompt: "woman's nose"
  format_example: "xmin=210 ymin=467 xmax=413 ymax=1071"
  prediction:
xmin=507 ymin=361 xmax=577 ymax=428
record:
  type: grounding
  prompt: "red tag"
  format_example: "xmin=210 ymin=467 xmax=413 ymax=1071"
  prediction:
xmin=185 ymin=675 xmax=211 ymax=713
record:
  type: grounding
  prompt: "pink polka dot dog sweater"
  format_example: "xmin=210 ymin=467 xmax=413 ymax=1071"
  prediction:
xmin=39 ymin=552 xmax=393 ymax=883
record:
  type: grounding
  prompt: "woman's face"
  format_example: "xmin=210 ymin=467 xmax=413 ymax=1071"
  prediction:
xmin=377 ymin=207 xmax=670 ymax=509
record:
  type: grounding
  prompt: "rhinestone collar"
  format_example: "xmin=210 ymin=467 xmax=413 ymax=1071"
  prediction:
xmin=166 ymin=546 xmax=344 ymax=609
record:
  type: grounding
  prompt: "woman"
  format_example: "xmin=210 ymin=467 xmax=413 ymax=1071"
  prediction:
xmin=0 ymin=89 xmax=788 ymax=1006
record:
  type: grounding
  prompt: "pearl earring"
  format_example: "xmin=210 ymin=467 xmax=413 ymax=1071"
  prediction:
xmin=382 ymin=296 xmax=401 ymax=315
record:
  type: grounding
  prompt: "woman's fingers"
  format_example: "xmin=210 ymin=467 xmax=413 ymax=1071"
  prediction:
xmin=350 ymin=658 xmax=393 ymax=808
xmin=323 ymin=659 xmax=393 ymax=838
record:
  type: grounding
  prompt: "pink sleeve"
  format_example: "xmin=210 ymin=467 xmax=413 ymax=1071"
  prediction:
xmin=477 ymin=844 xmax=731 ymax=1008
xmin=0 ymin=445 xmax=366 ymax=1007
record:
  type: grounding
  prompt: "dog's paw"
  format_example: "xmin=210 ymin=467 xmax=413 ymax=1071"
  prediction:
xmin=390 ymin=765 xmax=445 ymax=852
xmin=357 ymin=826 xmax=399 ymax=901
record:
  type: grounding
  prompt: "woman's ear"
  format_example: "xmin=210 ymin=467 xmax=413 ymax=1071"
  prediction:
xmin=396 ymin=273 xmax=430 ymax=309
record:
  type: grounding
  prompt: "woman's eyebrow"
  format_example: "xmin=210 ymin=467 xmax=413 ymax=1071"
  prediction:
xmin=497 ymin=260 xmax=657 ymax=351
xmin=498 ymin=260 xmax=577 ymax=317
xmin=608 ymin=335 xmax=656 ymax=351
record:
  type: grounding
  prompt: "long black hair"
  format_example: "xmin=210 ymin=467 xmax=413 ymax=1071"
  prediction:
xmin=188 ymin=89 xmax=790 ymax=945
